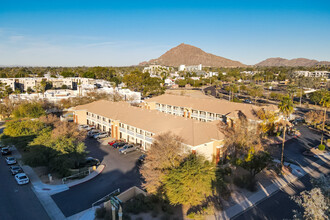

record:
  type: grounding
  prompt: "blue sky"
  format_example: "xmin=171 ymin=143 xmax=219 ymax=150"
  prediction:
xmin=0 ymin=0 xmax=329 ymax=66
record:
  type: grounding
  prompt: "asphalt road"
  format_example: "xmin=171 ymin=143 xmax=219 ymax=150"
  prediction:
xmin=0 ymin=126 xmax=50 ymax=220
xmin=52 ymin=138 xmax=143 ymax=217
xmin=234 ymin=125 xmax=330 ymax=219
xmin=233 ymin=163 xmax=330 ymax=220
xmin=0 ymin=153 xmax=50 ymax=220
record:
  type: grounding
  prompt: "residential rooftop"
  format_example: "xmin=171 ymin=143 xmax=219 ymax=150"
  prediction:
xmin=145 ymin=94 xmax=278 ymax=121
xmin=74 ymin=100 xmax=224 ymax=146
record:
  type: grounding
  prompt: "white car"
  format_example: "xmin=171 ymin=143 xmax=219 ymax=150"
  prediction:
xmin=15 ymin=173 xmax=29 ymax=185
xmin=5 ymin=157 xmax=17 ymax=165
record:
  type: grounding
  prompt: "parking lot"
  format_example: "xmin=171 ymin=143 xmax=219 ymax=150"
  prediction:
xmin=52 ymin=137 xmax=144 ymax=217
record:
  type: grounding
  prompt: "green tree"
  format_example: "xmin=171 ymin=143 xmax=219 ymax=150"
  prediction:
xmin=3 ymin=120 xmax=45 ymax=137
xmin=319 ymin=91 xmax=330 ymax=146
xmin=235 ymin=150 xmax=272 ymax=177
xmin=310 ymin=91 xmax=323 ymax=105
xmin=163 ymin=155 xmax=216 ymax=207
xmin=248 ymin=85 xmax=263 ymax=104
xmin=12 ymin=102 xmax=45 ymax=119
xmin=278 ymin=96 xmax=294 ymax=168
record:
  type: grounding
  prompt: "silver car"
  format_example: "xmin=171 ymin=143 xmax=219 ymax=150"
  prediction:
xmin=93 ymin=132 xmax=109 ymax=139
xmin=119 ymin=144 xmax=137 ymax=154
xmin=87 ymin=129 xmax=100 ymax=137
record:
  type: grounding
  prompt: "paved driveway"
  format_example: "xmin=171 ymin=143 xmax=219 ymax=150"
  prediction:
xmin=52 ymin=138 xmax=143 ymax=217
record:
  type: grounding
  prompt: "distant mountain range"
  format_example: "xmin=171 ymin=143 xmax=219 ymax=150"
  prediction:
xmin=139 ymin=43 xmax=330 ymax=67
xmin=255 ymin=57 xmax=330 ymax=67
xmin=139 ymin=43 xmax=246 ymax=67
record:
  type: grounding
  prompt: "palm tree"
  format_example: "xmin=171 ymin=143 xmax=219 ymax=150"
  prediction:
xmin=278 ymin=96 xmax=294 ymax=168
xmin=319 ymin=91 xmax=330 ymax=146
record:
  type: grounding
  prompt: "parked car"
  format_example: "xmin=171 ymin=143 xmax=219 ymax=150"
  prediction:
xmin=78 ymin=125 xmax=89 ymax=130
xmin=87 ymin=129 xmax=100 ymax=137
xmin=5 ymin=157 xmax=17 ymax=165
xmin=293 ymin=117 xmax=305 ymax=125
xmin=85 ymin=125 xmax=95 ymax=131
xmin=138 ymin=154 xmax=146 ymax=163
xmin=243 ymin=99 xmax=252 ymax=104
xmin=93 ymin=132 xmax=109 ymax=139
xmin=15 ymin=173 xmax=30 ymax=185
xmin=119 ymin=144 xmax=137 ymax=154
xmin=1 ymin=147 xmax=11 ymax=155
xmin=108 ymin=140 xmax=121 ymax=146
xmin=112 ymin=142 xmax=127 ymax=149
xmin=10 ymin=165 xmax=22 ymax=175
xmin=84 ymin=157 xmax=100 ymax=167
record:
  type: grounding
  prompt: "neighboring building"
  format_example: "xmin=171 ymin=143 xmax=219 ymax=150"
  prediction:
xmin=0 ymin=78 xmax=16 ymax=91
xmin=295 ymin=71 xmax=330 ymax=78
xmin=73 ymin=100 xmax=225 ymax=160
xmin=142 ymin=65 xmax=173 ymax=75
xmin=143 ymin=94 xmax=278 ymax=124
xmin=178 ymin=64 xmax=202 ymax=72
xmin=204 ymin=72 xmax=219 ymax=78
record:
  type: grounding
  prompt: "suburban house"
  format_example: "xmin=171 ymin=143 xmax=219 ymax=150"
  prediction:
xmin=73 ymin=100 xmax=225 ymax=161
xmin=142 ymin=94 xmax=278 ymax=125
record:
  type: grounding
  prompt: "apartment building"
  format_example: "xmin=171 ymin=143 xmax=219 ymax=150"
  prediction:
xmin=73 ymin=100 xmax=225 ymax=160
xmin=0 ymin=78 xmax=16 ymax=91
xmin=143 ymin=94 xmax=278 ymax=124
xmin=295 ymin=71 xmax=330 ymax=78
xmin=179 ymin=64 xmax=202 ymax=72
xmin=142 ymin=65 xmax=173 ymax=75
xmin=0 ymin=77 xmax=99 ymax=92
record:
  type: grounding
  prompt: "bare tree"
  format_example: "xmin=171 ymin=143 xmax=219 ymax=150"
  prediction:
xmin=218 ymin=111 xmax=263 ymax=159
xmin=140 ymin=132 xmax=186 ymax=194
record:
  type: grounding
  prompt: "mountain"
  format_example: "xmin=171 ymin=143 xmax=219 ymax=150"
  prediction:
xmin=139 ymin=43 xmax=246 ymax=67
xmin=256 ymin=57 xmax=330 ymax=67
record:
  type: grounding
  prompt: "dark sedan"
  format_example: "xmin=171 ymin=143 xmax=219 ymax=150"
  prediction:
xmin=112 ymin=142 xmax=127 ymax=149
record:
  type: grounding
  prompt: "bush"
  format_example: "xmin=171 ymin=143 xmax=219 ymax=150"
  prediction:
xmin=233 ymin=175 xmax=257 ymax=192
xmin=151 ymin=208 xmax=159 ymax=217
xmin=161 ymin=202 xmax=174 ymax=215
xmin=318 ymin=144 xmax=326 ymax=151
xmin=94 ymin=207 xmax=106 ymax=218
xmin=160 ymin=214 xmax=171 ymax=220
xmin=123 ymin=194 xmax=155 ymax=214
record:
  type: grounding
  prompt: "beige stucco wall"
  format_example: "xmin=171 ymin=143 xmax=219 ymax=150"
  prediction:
xmin=74 ymin=110 xmax=87 ymax=125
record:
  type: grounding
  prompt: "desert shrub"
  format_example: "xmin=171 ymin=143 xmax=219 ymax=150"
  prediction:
xmin=160 ymin=214 xmax=171 ymax=220
xmin=318 ymin=144 xmax=326 ymax=151
xmin=104 ymin=211 xmax=112 ymax=220
xmin=123 ymin=194 xmax=155 ymax=214
xmin=161 ymin=201 xmax=174 ymax=215
xmin=151 ymin=208 xmax=159 ymax=217
xmin=233 ymin=175 xmax=257 ymax=192
xmin=122 ymin=213 xmax=131 ymax=220
xmin=95 ymin=207 xmax=106 ymax=218
xmin=187 ymin=205 xmax=215 ymax=220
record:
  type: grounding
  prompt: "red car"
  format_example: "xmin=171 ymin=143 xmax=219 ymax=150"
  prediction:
xmin=108 ymin=140 xmax=120 ymax=146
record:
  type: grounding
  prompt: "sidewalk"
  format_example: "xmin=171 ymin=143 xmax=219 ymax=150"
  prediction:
xmin=214 ymin=153 xmax=330 ymax=220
